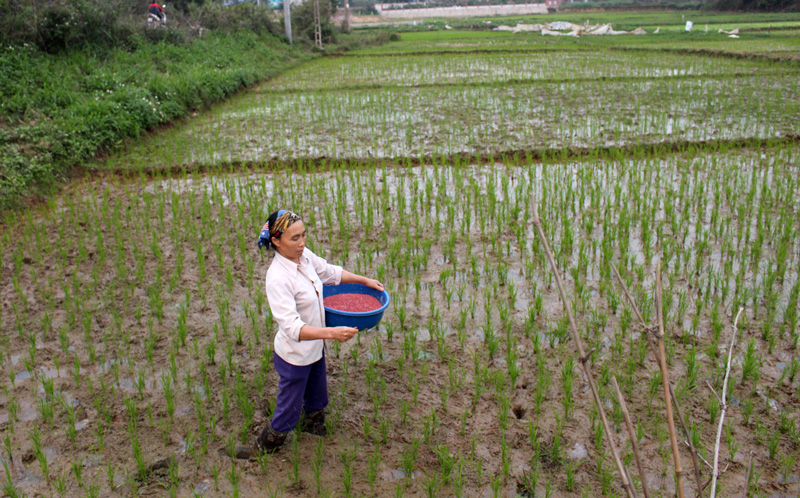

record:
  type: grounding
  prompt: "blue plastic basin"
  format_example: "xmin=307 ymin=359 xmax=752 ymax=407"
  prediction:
xmin=323 ymin=283 xmax=391 ymax=331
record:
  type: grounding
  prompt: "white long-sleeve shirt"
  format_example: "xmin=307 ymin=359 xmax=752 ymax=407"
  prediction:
xmin=265 ymin=248 xmax=343 ymax=366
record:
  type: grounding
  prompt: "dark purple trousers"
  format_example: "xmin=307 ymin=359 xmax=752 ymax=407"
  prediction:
xmin=271 ymin=352 xmax=328 ymax=433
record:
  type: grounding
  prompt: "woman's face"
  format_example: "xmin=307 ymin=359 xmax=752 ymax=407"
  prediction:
xmin=273 ymin=220 xmax=306 ymax=262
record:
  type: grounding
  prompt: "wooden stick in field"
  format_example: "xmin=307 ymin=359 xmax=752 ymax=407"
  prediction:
xmin=709 ymin=308 xmax=744 ymax=498
xmin=610 ymin=263 xmax=646 ymax=327
xmin=529 ymin=194 xmax=636 ymax=498
xmin=611 ymin=262 xmax=700 ymax=496
xmin=612 ymin=376 xmax=651 ymax=498
xmin=655 ymin=263 xmax=686 ymax=498
xmin=668 ymin=383 xmax=703 ymax=491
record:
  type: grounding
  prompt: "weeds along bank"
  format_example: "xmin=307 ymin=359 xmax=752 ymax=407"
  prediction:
xmin=0 ymin=31 xmax=314 ymax=212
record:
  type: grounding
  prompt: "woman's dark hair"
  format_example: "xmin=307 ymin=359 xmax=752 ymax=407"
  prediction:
xmin=257 ymin=210 xmax=302 ymax=250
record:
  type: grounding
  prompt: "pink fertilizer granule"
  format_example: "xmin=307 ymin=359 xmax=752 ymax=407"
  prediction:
xmin=324 ymin=293 xmax=382 ymax=313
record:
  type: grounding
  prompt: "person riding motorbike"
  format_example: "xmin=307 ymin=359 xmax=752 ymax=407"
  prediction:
xmin=147 ymin=2 xmax=165 ymax=25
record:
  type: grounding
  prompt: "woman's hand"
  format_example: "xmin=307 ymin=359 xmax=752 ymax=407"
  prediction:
xmin=364 ymin=278 xmax=384 ymax=292
xmin=341 ymin=271 xmax=384 ymax=292
xmin=328 ymin=326 xmax=358 ymax=342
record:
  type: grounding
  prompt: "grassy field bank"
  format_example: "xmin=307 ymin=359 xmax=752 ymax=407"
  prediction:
xmin=0 ymin=31 xmax=313 ymax=211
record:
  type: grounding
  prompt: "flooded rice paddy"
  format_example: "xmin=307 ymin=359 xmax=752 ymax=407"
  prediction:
xmin=264 ymin=51 xmax=781 ymax=90
xmin=3 ymin=30 xmax=800 ymax=498
xmin=111 ymin=72 xmax=799 ymax=168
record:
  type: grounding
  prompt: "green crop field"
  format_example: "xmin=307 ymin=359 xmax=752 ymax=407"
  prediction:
xmin=106 ymin=70 xmax=798 ymax=165
xmin=352 ymin=19 xmax=800 ymax=57
xmin=2 ymin=15 xmax=800 ymax=498
xmin=264 ymin=51 xmax=780 ymax=90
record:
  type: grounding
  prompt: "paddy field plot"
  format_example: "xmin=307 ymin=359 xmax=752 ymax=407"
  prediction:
xmin=4 ymin=144 xmax=800 ymax=497
xmin=264 ymin=51 xmax=781 ymax=91
xmin=111 ymin=70 xmax=799 ymax=167
xmin=350 ymin=27 xmax=800 ymax=57
xmin=3 ymin=25 xmax=800 ymax=498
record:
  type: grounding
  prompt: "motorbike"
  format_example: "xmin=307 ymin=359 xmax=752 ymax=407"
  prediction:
xmin=147 ymin=5 xmax=167 ymax=27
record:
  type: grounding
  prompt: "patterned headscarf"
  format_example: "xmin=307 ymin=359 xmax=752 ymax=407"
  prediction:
xmin=258 ymin=210 xmax=302 ymax=250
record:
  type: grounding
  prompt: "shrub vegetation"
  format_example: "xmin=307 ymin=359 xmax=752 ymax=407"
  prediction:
xmin=0 ymin=0 xmax=313 ymax=210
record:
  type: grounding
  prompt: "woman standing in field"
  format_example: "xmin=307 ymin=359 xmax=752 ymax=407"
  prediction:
xmin=256 ymin=210 xmax=384 ymax=453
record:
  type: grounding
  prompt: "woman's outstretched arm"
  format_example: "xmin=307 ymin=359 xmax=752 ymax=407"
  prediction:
xmin=299 ymin=325 xmax=357 ymax=342
xmin=341 ymin=270 xmax=384 ymax=291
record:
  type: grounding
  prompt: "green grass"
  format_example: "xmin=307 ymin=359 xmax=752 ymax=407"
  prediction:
xmin=0 ymin=31 xmax=314 ymax=211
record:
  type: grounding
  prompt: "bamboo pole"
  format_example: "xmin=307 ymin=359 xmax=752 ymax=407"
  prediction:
xmin=709 ymin=308 xmax=744 ymax=498
xmin=655 ymin=263 xmax=686 ymax=498
xmin=612 ymin=376 xmax=651 ymax=498
xmin=612 ymin=262 xmax=701 ymax=495
xmin=668 ymin=383 xmax=703 ymax=491
xmin=610 ymin=263 xmax=646 ymax=327
xmin=530 ymin=195 xmax=636 ymax=498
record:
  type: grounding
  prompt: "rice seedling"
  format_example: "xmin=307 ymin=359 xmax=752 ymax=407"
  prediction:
xmin=226 ymin=459 xmax=242 ymax=498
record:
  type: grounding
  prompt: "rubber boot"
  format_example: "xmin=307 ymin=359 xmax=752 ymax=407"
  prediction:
xmin=301 ymin=409 xmax=327 ymax=436
xmin=255 ymin=419 xmax=287 ymax=454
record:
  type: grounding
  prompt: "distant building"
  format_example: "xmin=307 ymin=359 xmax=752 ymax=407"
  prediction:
xmin=545 ymin=0 xmax=585 ymax=6
xmin=374 ymin=2 xmax=547 ymax=17
xmin=222 ymin=0 xmax=281 ymax=6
